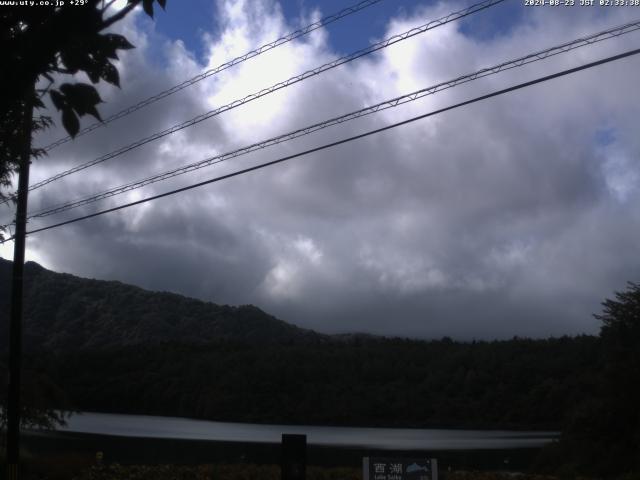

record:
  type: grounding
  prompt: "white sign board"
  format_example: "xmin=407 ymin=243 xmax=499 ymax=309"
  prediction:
xmin=363 ymin=457 xmax=438 ymax=480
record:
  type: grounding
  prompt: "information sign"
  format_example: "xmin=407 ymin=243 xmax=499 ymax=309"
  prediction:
xmin=363 ymin=457 xmax=438 ymax=480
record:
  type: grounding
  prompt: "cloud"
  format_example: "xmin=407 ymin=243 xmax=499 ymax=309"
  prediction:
xmin=4 ymin=0 xmax=640 ymax=339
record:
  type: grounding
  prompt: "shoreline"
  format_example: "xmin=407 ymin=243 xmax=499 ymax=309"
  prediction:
xmin=55 ymin=409 xmax=563 ymax=432
xmin=23 ymin=430 xmax=546 ymax=471
xmin=49 ymin=411 xmax=557 ymax=450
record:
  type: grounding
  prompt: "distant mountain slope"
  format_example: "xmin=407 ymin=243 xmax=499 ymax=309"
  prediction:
xmin=0 ymin=259 xmax=605 ymax=432
xmin=0 ymin=258 xmax=325 ymax=351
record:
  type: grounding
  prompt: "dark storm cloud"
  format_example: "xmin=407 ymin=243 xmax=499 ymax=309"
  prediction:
xmin=5 ymin=0 xmax=639 ymax=339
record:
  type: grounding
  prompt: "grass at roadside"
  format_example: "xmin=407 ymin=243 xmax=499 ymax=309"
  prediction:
xmin=14 ymin=459 xmax=640 ymax=480
xmin=71 ymin=464 xmax=360 ymax=480
xmin=68 ymin=464 xmax=585 ymax=480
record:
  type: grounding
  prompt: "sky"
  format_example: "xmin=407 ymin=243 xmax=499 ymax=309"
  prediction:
xmin=2 ymin=0 xmax=640 ymax=340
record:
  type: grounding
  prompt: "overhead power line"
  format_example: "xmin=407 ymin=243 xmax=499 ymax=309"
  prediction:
xmin=27 ymin=19 xmax=640 ymax=219
xmin=23 ymin=0 xmax=505 ymax=195
xmin=3 ymin=47 xmax=637 ymax=243
xmin=41 ymin=0 xmax=387 ymax=152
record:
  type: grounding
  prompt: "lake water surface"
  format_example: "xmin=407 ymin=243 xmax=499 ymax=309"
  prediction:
xmin=58 ymin=412 xmax=558 ymax=450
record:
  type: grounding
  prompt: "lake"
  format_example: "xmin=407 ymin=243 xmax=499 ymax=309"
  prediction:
xmin=57 ymin=412 xmax=558 ymax=450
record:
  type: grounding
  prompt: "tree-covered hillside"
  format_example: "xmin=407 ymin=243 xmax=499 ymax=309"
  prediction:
xmin=0 ymin=258 xmax=602 ymax=430
xmin=0 ymin=258 xmax=323 ymax=352
xmin=25 ymin=335 xmax=599 ymax=430
xmin=2 ymin=259 xmax=638 ymax=476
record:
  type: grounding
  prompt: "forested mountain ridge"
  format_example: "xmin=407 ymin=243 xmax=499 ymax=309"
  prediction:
xmin=0 ymin=258 xmax=603 ymax=430
xmin=1 ymin=258 xmax=637 ymax=475
xmin=0 ymin=258 xmax=325 ymax=351
xmin=38 ymin=335 xmax=600 ymax=430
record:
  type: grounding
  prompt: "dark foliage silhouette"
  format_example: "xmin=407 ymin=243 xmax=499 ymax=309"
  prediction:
xmin=0 ymin=0 xmax=167 ymax=203
xmin=538 ymin=283 xmax=640 ymax=477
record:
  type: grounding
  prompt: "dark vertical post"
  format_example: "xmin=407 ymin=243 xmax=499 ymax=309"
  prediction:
xmin=281 ymin=434 xmax=306 ymax=480
xmin=6 ymin=86 xmax=35 ymax=480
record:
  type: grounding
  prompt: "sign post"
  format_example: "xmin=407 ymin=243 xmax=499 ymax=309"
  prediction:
xmin=281 ymin=434 xmax=306 ymax=480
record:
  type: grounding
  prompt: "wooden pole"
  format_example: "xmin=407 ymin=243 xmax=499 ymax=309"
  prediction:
xmin=6 ymin=85 xmax=35 ymax=480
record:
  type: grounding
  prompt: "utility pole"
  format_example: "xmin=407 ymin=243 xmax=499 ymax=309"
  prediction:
xmin=6 ymin=85 xmax=35 ymax=480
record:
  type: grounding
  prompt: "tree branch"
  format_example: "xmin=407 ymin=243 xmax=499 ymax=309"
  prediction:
xmin=50 ymin=67 xmax=73 ymax=74
xmin=101 ymin=1 xmax=138 ymax=30
xmin=101 ymin=0 xmax=119 ymax=13
xmin=36 ymin=77 xmax=54 ymax=99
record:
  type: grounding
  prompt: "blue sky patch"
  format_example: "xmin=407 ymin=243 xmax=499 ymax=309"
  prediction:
xmin=147 ymin=0 xmax=524 ymax=66
xmin=594 ymin=126 xmax=616 ymax=147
